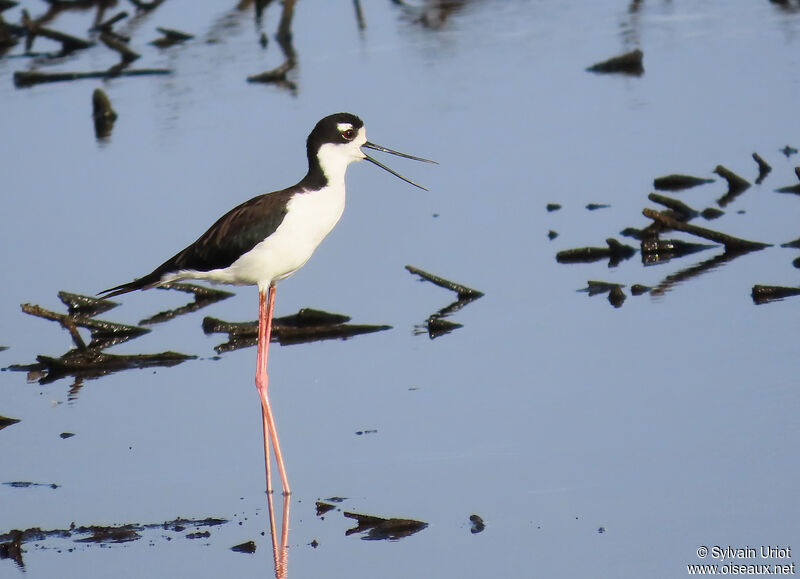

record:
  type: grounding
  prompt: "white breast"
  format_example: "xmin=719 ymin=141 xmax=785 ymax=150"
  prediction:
xmin=228 ymin=182 xmax=347 ymax=289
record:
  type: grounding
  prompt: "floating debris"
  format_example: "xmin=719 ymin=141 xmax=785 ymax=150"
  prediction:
xmin=247 ymin=0 xmax=297 ymax=91
xmin=343 ymin=511 xmax=428 ymax=541
xmin=556 ymin=238 xmax=636 ymax=267
xmin=579 ymin=281 xmax=624 ymax=296
xmin=774 ymin=168 xmax=800 ymax=194
xmin=0 ymin=415 xmax=20 ymax=431
xmin=781 ymin=237 xmax=800 ymax=249
xmin=315 ymin=502 xmax=336 ymax=517
xmin=780 ymin=145 xmax=798 ymax=158
xmin=751 ymin=284 xmax=800 ymax=305
xmin=59 ymin=432 xmax=75 ymax=439
xmin=14 ymin=68 xmax=172 ymax=88
xmin=58 ymin=290 xmax=117 ymax=318
xmin=0 ymin=516 xmax=227 ymax=568
xmin=642 ymin=209 xmax=770 ymax=252
xmin=100 ymin=31 xmax=140 ymax=63
xmin=647 ymin=193 xmax=698 ymax=220
xmin=469 ymin=514 xmax=485 ymax=534
xmin=630 ymin=284 xmax=651 ymax=295
xmin=203 ymin=308 xmax=390 ymax=352
xmin=406 ymin=265 xmax=483 ymax=339
xmin=3 ymin=481 xmax=58 ymax=489
xmin=608 ymin=286 xmax=626 ymax=308
xmin=231 ymin=540 xmax=257 ymax=553
xmin=586 ymin=48 xmax=644 ymax=75
xmin=21 ymin=9 xmax=93 ymax=55
xmin=653 ymin=174 xmax=714 ymax=191
xmin=548 ymin=230 xmax=559 ymax=240
xmin=406 ymin=265 xmax=484 ymax=300
xmin=641 ymin=237 xmax=715 ymax=265
xmin=713 ymin=165 xmax=750 ymax=206
xmin=752 ymin=153 xmax=771 ymax=184
xmin=91 ymin=11 xmax=129 ymax=34
xmin=586 ymin=203 xmax=610 ymax=211
xmin=140 ymin=282 xmax=234 ymax=325
xmin=355 ymin=429 xmax=377 ymax=436
xmin=12 ymin=298 xmax=194 ymax=386
xmin=546 ymin=203 xmax=562 ymax=212
xmin=92 ymin=88 xmax=117 ymax=140
xmin=150 ymin=27 xmax=194 ymax=48
xmin=700 ymin=207 xmax=724 ymax=220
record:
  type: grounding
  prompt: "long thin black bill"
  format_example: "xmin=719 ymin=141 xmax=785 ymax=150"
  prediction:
xmin=363 ymin=141 xmax=438 ymax=164
xmin=364 ymin=154 xmax=429 ymax=191
xmin=362 ymin=141 xmax=437 ymax=191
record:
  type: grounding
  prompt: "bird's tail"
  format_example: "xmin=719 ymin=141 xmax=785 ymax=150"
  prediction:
xmin=98 ymin=271 xmax=163 ymax=299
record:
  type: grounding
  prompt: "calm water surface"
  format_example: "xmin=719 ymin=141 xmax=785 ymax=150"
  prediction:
xmin=1 ymin=1 xmax=799 ymax=577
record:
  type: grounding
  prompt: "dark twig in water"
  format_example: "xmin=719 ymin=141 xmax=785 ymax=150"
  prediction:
xmin=556 ymin=238 xmax=636 ymax=267
xmin=653 ymin=174 xmax=714 ymax=191
xmin=405 ymin=265 xmax=484 ymax=299
xmin=752 ymin=153 xmax=771 ymax=184
xmin=751 ymin=285 xmax=800 ymax=305
xmin=58 ymin=290 xmax=117 ymax=318
xmin=99 ymin=31 xmax=140 ymax=62
xmin=21 ymin=9 xmax=93 ymax=54
xmin=640 ymin=237 xmax=715 ymax=265
xmin=150 ymin=27 xmax=194 ymax=48
xmin=647 ymin=193 xmax=698 ymax=220
xmin=247 ymin=0 xmax=297 ymax=89
xmin=91 ymin=11 xmax=129 ymax=33
xmin=713 ymin=165 xmax=750 ymax=207
xmin=14 ymin=67 xmax=171 ymax=88
xmin=353 ymin=0 xmax=366 ymax=29
xmin=642 ymin=208 xmax=770 ymax=252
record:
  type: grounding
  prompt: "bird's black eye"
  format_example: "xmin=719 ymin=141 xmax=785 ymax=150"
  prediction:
xmin=342 ymin=128 xmax=355 ymax=140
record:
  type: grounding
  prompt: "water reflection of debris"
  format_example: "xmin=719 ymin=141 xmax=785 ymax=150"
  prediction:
xmin=203 ymin=308 xmax=391 ymax=353
xmin=406 ymin=265 xmax=483 ymax=339
xmin=0 ymin=516 xmax=227 ymax=570
xmin=139 ymin=282 xmax=233 ymax=325
xmin=0 ymin=415 xmax=20 ymax=431
xmin=7 ymin=291 xmax=197 ymax=394
xmin=553 ymin=154 xmax=787 ymax=305
xmin=247 ymin=0 xmax=298 ymax=91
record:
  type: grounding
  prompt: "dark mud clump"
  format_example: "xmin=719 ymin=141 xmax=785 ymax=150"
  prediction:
xmin=586 ymin=49 xmax=644 ymax=75
xmin=343 ymin=511 xmax=428 ymax=541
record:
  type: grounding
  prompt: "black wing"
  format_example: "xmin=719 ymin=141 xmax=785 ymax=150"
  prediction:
xmin=99 ymin=189 xmax=296 ymax=298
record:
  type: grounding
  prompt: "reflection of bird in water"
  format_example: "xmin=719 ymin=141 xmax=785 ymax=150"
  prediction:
xmin=100 ymin=112 xmax=435 ymax=495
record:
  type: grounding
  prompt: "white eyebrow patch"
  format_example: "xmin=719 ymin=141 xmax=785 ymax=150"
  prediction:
xmin=336 ymin=122 xmax=353 ymax=132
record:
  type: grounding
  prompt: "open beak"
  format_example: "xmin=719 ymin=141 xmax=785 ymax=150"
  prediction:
xmin=362 ymin=141 xmax=438 ymax=191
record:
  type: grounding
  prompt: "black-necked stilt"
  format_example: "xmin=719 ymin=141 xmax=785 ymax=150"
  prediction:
xmin=99 ymin=112 xmax=435 ymax=495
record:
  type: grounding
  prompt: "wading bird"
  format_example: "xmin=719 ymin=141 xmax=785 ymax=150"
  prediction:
xmin=100 ymin=113 xmax=435 ymax=496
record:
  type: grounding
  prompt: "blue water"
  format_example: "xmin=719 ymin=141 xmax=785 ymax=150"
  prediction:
xmin=1 ymin=1 xmax=799 ymax=577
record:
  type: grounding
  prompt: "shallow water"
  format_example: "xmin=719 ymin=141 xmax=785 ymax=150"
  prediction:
xmin=1 ymin=1 xmax=799 ymax=577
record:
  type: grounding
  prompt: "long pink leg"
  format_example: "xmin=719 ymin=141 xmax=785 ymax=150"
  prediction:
xmin=255 ymin=285 xmax=292 ymax=496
